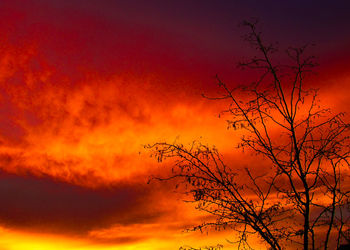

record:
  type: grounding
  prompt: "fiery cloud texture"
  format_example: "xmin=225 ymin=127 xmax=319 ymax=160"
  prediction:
xmin=0 ymin=0 xmax=349 ymax=249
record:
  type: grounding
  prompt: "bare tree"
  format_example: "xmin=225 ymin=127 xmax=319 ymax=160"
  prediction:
xmin=146 ymin=20 xmax=350 ymax=250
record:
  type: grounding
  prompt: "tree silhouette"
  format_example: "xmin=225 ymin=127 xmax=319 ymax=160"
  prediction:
xmin=146 ymin=20 xmax=350 ymax=250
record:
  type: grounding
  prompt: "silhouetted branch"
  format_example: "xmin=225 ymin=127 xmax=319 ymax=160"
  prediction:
xmin=146 ymin=20 xmax=350 ymax=250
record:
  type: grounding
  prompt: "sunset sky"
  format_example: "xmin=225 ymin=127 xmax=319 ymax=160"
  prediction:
xmin=0 ymin=0 xmax=350 ymax=249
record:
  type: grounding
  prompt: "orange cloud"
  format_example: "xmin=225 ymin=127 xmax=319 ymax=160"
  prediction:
xmin=0 ymin=1 xmax=349 ymax=249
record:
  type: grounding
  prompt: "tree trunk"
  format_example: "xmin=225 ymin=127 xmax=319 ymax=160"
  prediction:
xmin=304 ymin=198 xmax=310 ymax=250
